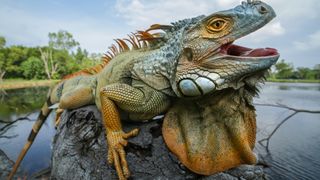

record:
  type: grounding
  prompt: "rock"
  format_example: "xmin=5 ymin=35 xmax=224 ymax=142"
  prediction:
xmin=51 ymin=105 xmax=266 ymax=180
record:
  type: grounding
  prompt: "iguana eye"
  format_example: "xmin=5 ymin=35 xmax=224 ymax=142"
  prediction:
xmin=207 ymin=18 xmax=227 ymax=32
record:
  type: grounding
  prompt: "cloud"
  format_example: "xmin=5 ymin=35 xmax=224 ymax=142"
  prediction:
xmin=216 ymin=0 xmax=241 ymax=9
xmin=0 ymin=4 xmax=125 ymax=53
xmin=294 ymin=30 xmax=320 ymax=51
xmin=115 ymin=0 xmax=215 ymax=28
xmin=240 ymin=21 xmax=285 ymax=43
xmin=265 ymin=0 xmax=320 ymax=19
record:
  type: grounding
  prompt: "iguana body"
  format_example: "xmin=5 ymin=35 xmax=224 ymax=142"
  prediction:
xmin=9 ymin=1 xmax=279 ymax=179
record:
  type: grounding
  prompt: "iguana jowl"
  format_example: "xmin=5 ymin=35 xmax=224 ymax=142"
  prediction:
xmin=9 ymin=1 xmax=279 ymax=179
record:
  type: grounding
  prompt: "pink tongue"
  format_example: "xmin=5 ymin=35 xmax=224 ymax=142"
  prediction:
xmin=245 ymin=48 xmax=277 ymax=57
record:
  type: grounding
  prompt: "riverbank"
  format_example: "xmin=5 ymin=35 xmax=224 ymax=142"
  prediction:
xmin=267 ymin=78 xmax=320 ymax=83
xmin=0 ymin=79 xmax=60 ymax=90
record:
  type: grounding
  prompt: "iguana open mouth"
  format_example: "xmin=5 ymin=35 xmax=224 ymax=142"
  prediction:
xmin=220 ymin=42 xmax=279 ymax=58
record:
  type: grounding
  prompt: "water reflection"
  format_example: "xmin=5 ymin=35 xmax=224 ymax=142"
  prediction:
xmin=0 ymin=87 xmax=55 ymax=175
xmin=0 ymin=87 xmax=49 ymax=119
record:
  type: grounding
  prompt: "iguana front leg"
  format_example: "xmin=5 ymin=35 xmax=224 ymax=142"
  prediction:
xmin=99 ymin=83 xmax=170 ymax=179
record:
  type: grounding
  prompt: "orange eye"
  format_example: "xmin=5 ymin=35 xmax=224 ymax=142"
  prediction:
xmin=207 ymin=18 xmax=227 ymax=32
xmin=212 ymin=20 xmax=224 ymax=29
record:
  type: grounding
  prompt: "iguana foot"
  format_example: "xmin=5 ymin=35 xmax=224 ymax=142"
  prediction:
xmin=106 ymin=128 xmax=139 ymax=180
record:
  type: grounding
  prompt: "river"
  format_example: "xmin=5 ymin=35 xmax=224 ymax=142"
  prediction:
xmin=0 ymin=82 xmax=319 ymax=179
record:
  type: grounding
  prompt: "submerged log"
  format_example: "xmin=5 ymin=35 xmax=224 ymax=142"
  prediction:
xmin=51 ymin=105 xmax=266 ymax=180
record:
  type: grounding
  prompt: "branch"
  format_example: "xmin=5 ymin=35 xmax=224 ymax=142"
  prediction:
xmin=39 ymin=47 xmax=51 ymax=80
xmin=0 ymin=134 xmax=18 ymax=139
xmin=0 ymin=70 xmax=5 ymax=81
xmin=254 ymin=103 xmax=320 ymax=152
xmin=0 ymin=113 xmax=32 ymax=132
xmin=254 ymin=103 xmax=320 ymax=114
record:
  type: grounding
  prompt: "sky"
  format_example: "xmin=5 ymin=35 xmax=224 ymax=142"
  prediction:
xmin=0 ymin=0 xmax=319 ymax=68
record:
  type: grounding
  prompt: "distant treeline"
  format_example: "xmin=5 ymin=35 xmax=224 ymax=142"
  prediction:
xmin=0 ymin=31 xmax=319 ymax=81
xmin=0 ymin=30 xmax=101 ymax=81
xmin=270 ymin=60 xmax=320 ymax=80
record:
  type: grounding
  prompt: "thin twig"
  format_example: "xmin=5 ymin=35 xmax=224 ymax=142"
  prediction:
xmin=0 ymin=113 xmax=32 ymax=131
xmin=0 ymin=134 xmax=18 ymax=139
xmin=254 ymin=103 xmax=320 ymax=113
xmin=254 ymin=103 xmax=320 ymax=152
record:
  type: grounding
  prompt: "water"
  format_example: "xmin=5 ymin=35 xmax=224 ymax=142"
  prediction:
xmin=0 ymin=83 xmax=319 ymax=179
xmin=0 ymin=87 xmax=56 ymax=175
xmin=254 ymin=83 xmax=320 ymax=180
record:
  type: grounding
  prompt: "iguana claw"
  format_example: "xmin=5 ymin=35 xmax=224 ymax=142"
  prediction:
xmin=106 ymin=128 xmax=139 ymax=179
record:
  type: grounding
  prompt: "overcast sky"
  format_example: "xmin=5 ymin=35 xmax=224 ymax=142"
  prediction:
xmin=0 ymin=0 xmax=319 ymax=68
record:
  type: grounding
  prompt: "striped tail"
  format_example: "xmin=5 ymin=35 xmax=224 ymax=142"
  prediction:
xmin=7 ymin=98 xmax=53 ymax=180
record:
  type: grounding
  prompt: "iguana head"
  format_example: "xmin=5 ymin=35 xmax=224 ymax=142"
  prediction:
xmin=171 ymin=0 xmax=280 ymax=97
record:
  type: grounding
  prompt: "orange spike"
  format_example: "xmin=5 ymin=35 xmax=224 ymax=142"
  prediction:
xmin=114 ymin=39 xmax=123 ymax=52
xmin=103 ymin=53 xmax=110 ymax=58
xmin=107 ymin=51 xmax=114 ymax=58
xmin=137 ymin=31 xmax=154 ymax=39
xmin=128 ymin=34 xmax=139 ymax=49
xmin=117 ymin=39 xmax=130 ymax=51
xmin=124 ymin=38 xmax=136 ymax=49
xmin=112 ymin=44 xmax=119 ymax=54
xmin=108 ymin=47 xmax=115 ymax=56
xmin=103 ymin=53 xmax=112 ymax=61
xmin=142 ymin=40 xmax=148 ymax=48
xmin=109 ymin=45 xmax=118 ymax=55
xmin=131 ymin=33 xmax=141 ymax=48
xmin=146 ymin=24 xmax=173 ymax=31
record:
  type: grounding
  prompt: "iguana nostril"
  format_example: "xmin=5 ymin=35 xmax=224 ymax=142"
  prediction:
xmin=258 ymin=5 xmax=268 ymax=14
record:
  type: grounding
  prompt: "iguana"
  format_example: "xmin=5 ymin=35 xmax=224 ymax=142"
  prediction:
xmin=8 ymin=0 xmax=279 ymax=179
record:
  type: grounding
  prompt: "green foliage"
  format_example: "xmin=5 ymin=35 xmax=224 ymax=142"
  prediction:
xmin=313 ymin=64 xmax=320 ymax=79
xmin=272 ymin=60 xmax=319 ymax=80
xmin=48 ymin=30 xmax=79 ymax=51
xmin=0 ymin=36 xmax=6 ymax=49
xmin=21 ymin=56 xmax=46 ymax=79
xmin=296 ymin=67 xmax=316 ymax=80
xmin=274 ymin=60 xmax=294 ymax=79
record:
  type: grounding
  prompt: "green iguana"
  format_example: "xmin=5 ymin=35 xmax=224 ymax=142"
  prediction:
xmin=8 ymin=1 xmax=279 ymax=179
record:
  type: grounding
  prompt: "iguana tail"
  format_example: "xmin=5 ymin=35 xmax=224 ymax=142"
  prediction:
xmin=7 ymin=98 xmax=53 ymax=180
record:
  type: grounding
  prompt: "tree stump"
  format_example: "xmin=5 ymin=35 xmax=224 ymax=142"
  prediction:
xmin=51 ymin=105 xmax=266 ymax=180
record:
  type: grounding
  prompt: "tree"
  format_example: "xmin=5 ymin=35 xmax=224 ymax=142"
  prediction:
xmin=313 ymin=64 xmax=320 ymax=80
xmin=39 ymin=30 xmax=80 ymax=79
xmin=3 ymin=46 xmax=28 ymax=78
xmin=21 ymin=56 xmax=46 ymax=79
xmin=48 ymin=30 xmax=79 ymax=51
xmin=274 ymin=60 xmax=294 ymax=79
xmin=0 ymin=36 xmax=6 ymax=49
xmin=73 ymin=47 xmax=88 ymax=63
xmin=296 ymin=67 xmax=315 ymax=79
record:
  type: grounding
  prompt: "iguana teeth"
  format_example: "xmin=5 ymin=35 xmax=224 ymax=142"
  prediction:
xmin=179 ymin=79 xmax=201 ymax=96
xmin=195 ymin=77 xmax=215 ymax=94
xmin=208 ymin=73 xmax=220 ymax=81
